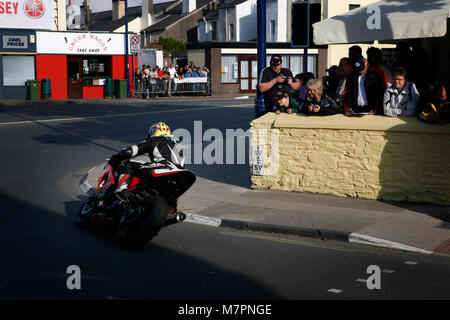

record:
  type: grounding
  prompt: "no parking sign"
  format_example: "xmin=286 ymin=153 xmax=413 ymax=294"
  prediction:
xmin=130 ymin=34 xmax=140 ymax=53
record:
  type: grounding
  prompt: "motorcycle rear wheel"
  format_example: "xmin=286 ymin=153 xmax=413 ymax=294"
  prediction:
xmin=75 ymin=200 xmax=94 ymax=229
xmin=116 ymin=195 xmax=169 ymax=248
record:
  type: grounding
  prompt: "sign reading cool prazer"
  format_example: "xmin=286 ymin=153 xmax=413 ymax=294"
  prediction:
xmin=2 ymin=36 xmax=28 ymax=49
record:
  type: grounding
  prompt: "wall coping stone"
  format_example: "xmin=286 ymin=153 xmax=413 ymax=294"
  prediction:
xmin=251 ymin=113 xmax=450 ymax=134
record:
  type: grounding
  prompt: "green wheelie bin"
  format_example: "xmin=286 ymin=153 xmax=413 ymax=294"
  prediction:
xmin=26 ymin=80 xmax=40 ymax=101
xmin=104 ymin=77 xmax=114 ymax=98
xmin=41 ymin=78 xmax=51 ymax=99
xmin=114 ymin=79 xmax=128 ymax=99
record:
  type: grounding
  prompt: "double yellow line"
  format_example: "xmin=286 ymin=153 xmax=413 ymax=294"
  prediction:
xmin=220 ymin=230 xmax=355 ymax=252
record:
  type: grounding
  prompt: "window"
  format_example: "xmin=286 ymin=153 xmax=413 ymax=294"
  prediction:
xmin=349 ymin=4 xmax=360 ymax=11
xmin=221 ymin=55 xmax=238 ymax=83
xmin=270 ymin=20 xmax=276 ymax=42
xmin=229 ymin=23 xmax=234 ymax=41
xmin=2 ymin=55 xmax=35 ymax=86
xmin=211 ymin=21 xmax=217 ymax=41
xmin=264 ymin=54 xmax=317 ymax=76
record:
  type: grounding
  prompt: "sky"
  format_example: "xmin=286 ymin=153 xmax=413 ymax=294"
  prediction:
xmin=69 ymin=0 xmax=174 ymax=13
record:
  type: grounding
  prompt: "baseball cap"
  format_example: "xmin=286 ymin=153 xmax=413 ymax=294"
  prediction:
xmin=270 ymin=55 xmax=282 ymax=65
xmin=351 ymin=54 xmax=365 ymax=73
xmin=272 ymin=89 xmax=290 ymax=101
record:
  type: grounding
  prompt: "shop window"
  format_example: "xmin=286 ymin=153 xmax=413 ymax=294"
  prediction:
xmin=2 ymin=55 xmax=35 ymax=86
xmin=221 ymin=55 xmax=238 ymax=83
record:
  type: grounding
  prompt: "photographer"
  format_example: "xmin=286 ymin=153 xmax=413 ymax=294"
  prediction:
xmin=259 ymin=55 xmax=300 ymax=114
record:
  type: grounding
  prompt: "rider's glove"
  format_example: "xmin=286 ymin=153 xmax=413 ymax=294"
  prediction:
xmin=109 ymin=154 xmax=121 ymax=168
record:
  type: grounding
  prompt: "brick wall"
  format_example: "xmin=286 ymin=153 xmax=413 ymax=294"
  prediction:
xmin=250 ymin=113 xmax=450 ymax=205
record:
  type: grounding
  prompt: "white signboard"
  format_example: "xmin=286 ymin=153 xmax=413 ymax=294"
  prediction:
xmin=0 ymin=0 xmax=55 ymax=30
xmin=252 ymin=145 xmax=265 ymax=175
xmin=36 ymin=31 xmax=133 ymax=55
xmin=174 ymin=77 xmax=208 ymax=84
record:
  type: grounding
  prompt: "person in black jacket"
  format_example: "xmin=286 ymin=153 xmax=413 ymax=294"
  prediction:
xmin=301 ymin=79 xmax=341 ymax=116
xmin=343 ymin=54 xmax=387 ymax=116
xmin=258 ymin=55 xmax=300 ymax=114
xmin=108 ymin=122 xmax=184 ymax=202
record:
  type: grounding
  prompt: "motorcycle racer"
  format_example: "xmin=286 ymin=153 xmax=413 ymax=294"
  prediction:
xmin=108 ymin=122 xmax=185 ymax=203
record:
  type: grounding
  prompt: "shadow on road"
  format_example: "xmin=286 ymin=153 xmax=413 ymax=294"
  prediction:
xmin=0 ymin=189 xmax=281 ymax=299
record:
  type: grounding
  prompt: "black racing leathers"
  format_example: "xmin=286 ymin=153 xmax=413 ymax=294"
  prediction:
xmin=109 ymin=135 xmax=183 ymax=194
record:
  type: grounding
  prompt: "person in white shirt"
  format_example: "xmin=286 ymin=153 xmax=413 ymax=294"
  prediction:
xmin=383 ymin=67 xmax=420 ymax=117
xmin=165 ymin=64 xmax=175 ymax=96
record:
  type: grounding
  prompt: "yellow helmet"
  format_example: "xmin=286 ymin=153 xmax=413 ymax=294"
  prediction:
xmin=148 ymin=122 xmax=171 ymax=137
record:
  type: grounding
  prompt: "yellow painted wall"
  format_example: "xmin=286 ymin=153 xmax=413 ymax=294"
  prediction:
xmin=250 ymin=113 xmax=450 ymax=205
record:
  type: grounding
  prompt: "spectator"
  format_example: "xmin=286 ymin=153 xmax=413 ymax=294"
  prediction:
xmin=192 ymin=67 xmax=202 ymax=93
xmin=301 ymin=79 xmax=341 ymax=116
xmin=349 ymin=45 xmax=362 ymax=61
xmin=295 ymin=72 xmax=314 ymax=101
xmin=258 ymin=55 xmax=300 ymax=115
xmin=201 ymin=66 xmax=210 ymax=77
xmin=323 ymin=65 xmax=340 ymax=98
xmin=334 ymin=57 xmax=352 ymax=107
xmin=383 ymin=67 xmax=420 ymax=117
xmin=149 ymin=67 xmax=158 ymax=98
xmin=419 ymin=83 xmax=449 ymax=125
xmin=156 ymin=66 xmax=165 ymax=95
xmin=168 ymin=63 xmax=176 ymax=96
xmin=273 ymin=89 xmax=301 ymax=115
xmin=344 ymin=54 xmax=387 ymax=116
xmin=367 ymin=46 xmax=392 ymax=86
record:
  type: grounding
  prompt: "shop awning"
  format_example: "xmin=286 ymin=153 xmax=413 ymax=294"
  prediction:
xmin=313 ymin=0 xmax=450 ymax=45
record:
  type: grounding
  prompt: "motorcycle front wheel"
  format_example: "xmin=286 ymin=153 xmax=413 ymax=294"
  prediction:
xmin=116 ymin=195 xmax=169 ymax=248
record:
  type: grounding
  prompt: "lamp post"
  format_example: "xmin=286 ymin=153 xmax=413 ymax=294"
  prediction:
xmin=255 ymin=0 xmax=266 ymax=118
xmin=125 ymin=0 xmax=130 ymax=98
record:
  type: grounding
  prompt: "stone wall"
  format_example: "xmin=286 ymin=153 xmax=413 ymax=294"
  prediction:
xmin=250 ymin=113 xmax=450 ymax=205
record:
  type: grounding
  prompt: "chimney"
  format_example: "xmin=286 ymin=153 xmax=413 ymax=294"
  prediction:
xmin=182 ymin=0 xmax=196 ymax=14
xmin=141 ymin=0 xmax=154 ymax=29
xmin=112 ymin=0 xmax=125 ymax=21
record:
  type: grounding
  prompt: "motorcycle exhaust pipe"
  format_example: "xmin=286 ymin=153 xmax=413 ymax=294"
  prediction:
xmin=164 ymin=212 xmax=187 ymax=227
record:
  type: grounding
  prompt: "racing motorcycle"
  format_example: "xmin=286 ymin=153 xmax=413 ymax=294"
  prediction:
xmin=75 ymin=160 xmax=196 ymax=248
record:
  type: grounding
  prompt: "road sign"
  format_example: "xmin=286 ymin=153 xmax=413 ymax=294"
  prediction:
xmin=130 ymin=34 xmax=140 ymax=53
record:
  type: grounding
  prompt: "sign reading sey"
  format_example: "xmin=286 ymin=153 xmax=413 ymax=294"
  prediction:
xmin=0 ymin=2 xmax=19 ymax=15
xmin=2 ymin=35 xmax=28 ymax=49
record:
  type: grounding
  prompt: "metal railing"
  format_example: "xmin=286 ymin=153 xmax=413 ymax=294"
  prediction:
xmin=133 ymin=77 xmax=211 ymax=98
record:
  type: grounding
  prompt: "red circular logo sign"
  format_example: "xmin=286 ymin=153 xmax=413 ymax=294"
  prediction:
xmin=24 ymin=0 xmax=46 ymax=19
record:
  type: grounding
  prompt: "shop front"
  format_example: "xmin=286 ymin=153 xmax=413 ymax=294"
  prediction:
xmin=0 ymin=29 xmax=36 ymax=99
xmin=36 ymin=31 xmax=137 ymax=99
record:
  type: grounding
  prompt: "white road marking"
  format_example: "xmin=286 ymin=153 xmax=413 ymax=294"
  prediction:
xmin=0 ymin=104 xmax=253 ymax=126
xmin=184 ymin=213 xmax=222 ymax=227
xmin=404 ymin=261 xmax=418 ymax=265
xmin=356 ymin=279 xmax=367 ymax=283
xmin=382 ymin=269 xmax=395 ymax=274
xmin=327 ymin=288 xmax=342 ymax=293
xmin=349 ymin=233 xmax=433 ymax=255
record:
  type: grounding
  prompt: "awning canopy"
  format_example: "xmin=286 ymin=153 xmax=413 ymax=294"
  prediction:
xmin=313 ymin=0 xmax=450 ymax=45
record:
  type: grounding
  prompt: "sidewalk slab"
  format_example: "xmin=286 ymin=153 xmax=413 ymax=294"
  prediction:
xmin=80 ymin=163 xmax=450 ymax=256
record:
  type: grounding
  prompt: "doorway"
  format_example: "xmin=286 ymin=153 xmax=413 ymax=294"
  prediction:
xmin=239 ymin=57 xmax=257 ymax=93
xmin=67 ymin=57 xmax=82 ymax=99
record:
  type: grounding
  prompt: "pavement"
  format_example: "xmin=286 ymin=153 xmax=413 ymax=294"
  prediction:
xmin=0 ymin=94 xmax=253 ymax=107
xmin=80 ymin=157 xmax=450 ymax=257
